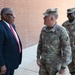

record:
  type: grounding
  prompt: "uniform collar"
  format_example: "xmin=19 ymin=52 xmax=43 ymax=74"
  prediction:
xmin=46 ymin=23 xmax=57 ymax=32
xmin=67 ymin=19 xmax=75 ymax=25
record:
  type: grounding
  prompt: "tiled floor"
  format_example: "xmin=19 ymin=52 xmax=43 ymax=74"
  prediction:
xmin=14 ymin=45 xmax=39 ymax=75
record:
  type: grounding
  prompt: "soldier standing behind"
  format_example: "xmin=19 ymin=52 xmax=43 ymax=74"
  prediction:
xmin=36 ymin=8 xmax=72 ymax=75
xmin=62 ymin=8 xmax=75 ymax=75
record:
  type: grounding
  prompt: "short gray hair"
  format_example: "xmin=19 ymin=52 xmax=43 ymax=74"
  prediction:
xmin=1 ymin=7 xmax=11 ymax=16
xmin=51 ymin=13 xmax=58 ymax=19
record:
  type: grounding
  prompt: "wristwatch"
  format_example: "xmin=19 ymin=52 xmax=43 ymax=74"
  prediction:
xmin=61 ymin=66 xmax=66 ymax=69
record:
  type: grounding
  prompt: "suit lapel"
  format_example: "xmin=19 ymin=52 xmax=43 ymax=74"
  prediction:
xmin=1 ymin=20 xmax=18 ymax=43
xmin=1 ymin=20 xmax=22 ymax=49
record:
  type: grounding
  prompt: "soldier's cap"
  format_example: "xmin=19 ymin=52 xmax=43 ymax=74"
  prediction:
xmin=67 ymin=8 xmax=75 ymax=13
xmin=43 ymin=8 xmax=58 ymax=16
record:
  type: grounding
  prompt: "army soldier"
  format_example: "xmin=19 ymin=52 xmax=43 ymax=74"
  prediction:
xmin=36 ymin=8 xmax=72 ymax=75
xmin=62 ymin=8 xmax=75 ymax=75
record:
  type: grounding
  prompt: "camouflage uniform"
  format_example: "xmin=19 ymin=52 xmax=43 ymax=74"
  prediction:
xmin=62 ymin=19 xmax=75 ymax=73
xmin=37 ymin=23 xmax=72 ymax=75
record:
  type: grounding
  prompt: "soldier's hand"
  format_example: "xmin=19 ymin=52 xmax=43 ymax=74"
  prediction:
xmin=36 ymin=59 xmax=41 ymax=67
xmin=0 ymin=65 xmax=7 ymax=74
xmin=59 ymin=68 xmax=65 ymax=74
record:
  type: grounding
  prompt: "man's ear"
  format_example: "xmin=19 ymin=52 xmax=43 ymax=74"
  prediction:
xmin=50 ymin=16 xmax=54 ymax=21
xmin=3 ymin=14 xmax=7 ymax=19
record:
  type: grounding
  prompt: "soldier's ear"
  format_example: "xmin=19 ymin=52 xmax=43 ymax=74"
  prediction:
xmin=50 ymin=16 xmax=54 ymax=21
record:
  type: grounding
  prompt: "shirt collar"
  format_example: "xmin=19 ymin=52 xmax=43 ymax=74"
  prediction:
xmin=3 ymin=20 xmax=10 ymax=28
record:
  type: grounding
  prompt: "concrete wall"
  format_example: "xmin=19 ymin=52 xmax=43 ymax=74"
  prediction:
xmin=0 ymin=0 xmax=75 ymax=48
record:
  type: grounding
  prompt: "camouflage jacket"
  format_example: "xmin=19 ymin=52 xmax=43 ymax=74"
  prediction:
xmin=62 ymin=20 xmax=75 ymax=49
xmin=37 ymin=23 xmax=72 ymax=67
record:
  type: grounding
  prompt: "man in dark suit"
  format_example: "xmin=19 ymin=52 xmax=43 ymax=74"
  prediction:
xmin=0 ymin=7 xmax=22 ymax=75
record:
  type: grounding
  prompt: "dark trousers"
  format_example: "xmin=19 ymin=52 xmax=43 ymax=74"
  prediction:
xmin=5 ymin=69 xmax=14 ymax=75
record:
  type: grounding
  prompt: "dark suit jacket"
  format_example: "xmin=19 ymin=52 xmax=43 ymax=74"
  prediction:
xmin=0 ymin=20 xmax=22 ymax=70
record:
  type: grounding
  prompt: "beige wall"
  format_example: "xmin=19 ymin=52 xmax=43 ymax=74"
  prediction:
xmin=0 ymin=0 xmax=75 ymax=48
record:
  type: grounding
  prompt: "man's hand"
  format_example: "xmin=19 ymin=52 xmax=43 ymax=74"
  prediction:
xmin=36 ymin=59 xmax=41 ymax=67
xmin=0 ymin=65 xmax=7 ymax=74
xmin=59 ymin=68 xmax=65 ymax=74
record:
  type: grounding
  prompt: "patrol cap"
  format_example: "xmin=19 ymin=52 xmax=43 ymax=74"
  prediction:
xmin=43 ymin=8 xmax=58 ymax=16
xmin=67 ymin=8 xmax=75 ymax=13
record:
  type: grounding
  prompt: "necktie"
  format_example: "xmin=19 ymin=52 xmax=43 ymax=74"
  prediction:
xmin=10 ymin=25 xmax=21 ymax=53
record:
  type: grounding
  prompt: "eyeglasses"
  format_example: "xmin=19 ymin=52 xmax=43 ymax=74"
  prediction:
xmin=5 ymin=14 xmax=15 ymax=18
xmin=6 ymin=13 xmax=14 ymax=16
